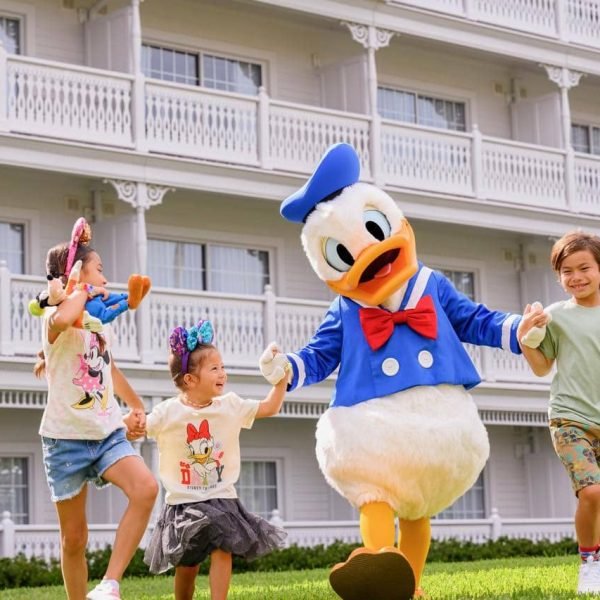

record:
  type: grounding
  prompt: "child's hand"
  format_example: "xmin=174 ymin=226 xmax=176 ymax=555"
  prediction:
xmin=123 ymin=408 xmax=146 ymax=440
xmin=518 ymin=302 xmax=551 ymax=349
xmin=259 ymin=342 xmax=291 ymax=385
xmin=89 ymin=286 xmax=109 ymax=300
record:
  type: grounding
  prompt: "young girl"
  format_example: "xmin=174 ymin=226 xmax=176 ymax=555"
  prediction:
xmin=518 ymin=230 xmax=600 ymax=595
xmin=35 ymin=219 xmax=158 ymax=600
xmin=139 ymin=320 xmax=288 ymax=600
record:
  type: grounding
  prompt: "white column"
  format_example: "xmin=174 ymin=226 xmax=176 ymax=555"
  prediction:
xmin=555 ymin=0 xmax=568 ymax=42
xmin=263 ymin=284 xmax=277 ymax=344
xmin=0 ymin=41 xmax=8 ymax=132
xmin=542 ymin=65 xmax=584 ymax=210
xmin=104 ymin=179 xmax=173 ymax=363
xmin=1 ymin=511 xmax=15 ymax=558
xmin=471 ymin=124 xmax=484 ymax=200
xmin=0 ymin=261 xmax=13 ymax=356
xmin=130 ymin=0 xmax=147 ymax=152
xmin=258 ymin=86 xmax=272 ymax=169
xmin=343 ymin=22 xmax=394 ymax=187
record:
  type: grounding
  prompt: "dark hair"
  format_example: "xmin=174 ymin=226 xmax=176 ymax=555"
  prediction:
xmin=550 ymin=231 xmax=600 ymax=273
xmin=169 ymin=343 xmax=218 ymax=389
xmin=45 ymin=241 xmax=97 ymax=284
xmin=34 ymin=240 xmax=102 ymax=377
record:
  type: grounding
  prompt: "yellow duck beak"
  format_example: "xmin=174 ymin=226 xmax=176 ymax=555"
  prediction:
xmin=325 ymin=219 xmax=418 ymax=306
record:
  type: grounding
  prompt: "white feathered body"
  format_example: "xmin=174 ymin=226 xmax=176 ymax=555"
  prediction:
xmin=315 ymin=384 xmax=489 ymax=520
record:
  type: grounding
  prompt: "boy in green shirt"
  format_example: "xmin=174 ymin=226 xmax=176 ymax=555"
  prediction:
xmin=518 ymin=230 xmax=600 ymax=595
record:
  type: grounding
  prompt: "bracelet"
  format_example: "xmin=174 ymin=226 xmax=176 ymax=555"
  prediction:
xmin=75 ymin=282 xmax=94 ymax=298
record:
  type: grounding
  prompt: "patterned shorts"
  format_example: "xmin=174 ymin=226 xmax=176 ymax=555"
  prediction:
xmin=549 ymin=418 xmax=600 ymax=494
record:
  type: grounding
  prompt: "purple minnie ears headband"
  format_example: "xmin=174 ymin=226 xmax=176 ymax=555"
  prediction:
xmin=169 ymin=319 xmax=215 ymax=374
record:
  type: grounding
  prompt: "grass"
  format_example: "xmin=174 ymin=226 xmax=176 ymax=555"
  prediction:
xmin=0 ymin=555 xmax=595 ymax=599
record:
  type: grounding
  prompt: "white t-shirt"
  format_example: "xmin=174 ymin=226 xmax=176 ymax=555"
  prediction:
xmin=146 ymin=392 xmax=260 ymax=505
xmin=39 ymin=308 xmax=124 ymax=440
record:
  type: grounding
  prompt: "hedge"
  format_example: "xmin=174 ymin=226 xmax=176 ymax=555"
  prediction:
xmin=0 ymin=537 xmax=579 ymax=590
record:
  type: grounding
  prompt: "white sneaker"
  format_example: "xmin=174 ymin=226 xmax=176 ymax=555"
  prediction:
xmin=578 ymin=556 xmax=600 ymax=595
xmin=86 ymin=579 xmax=121 ymax=599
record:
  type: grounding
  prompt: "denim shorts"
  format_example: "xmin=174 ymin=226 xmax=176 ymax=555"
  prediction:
xmin=41 ymin=427 xmax=139 ymax=502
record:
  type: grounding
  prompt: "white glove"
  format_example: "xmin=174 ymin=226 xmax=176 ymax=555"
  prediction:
xmin=521 ymin=301 xmax=552 ymax=349
xmin=260 ymin=342 xmax=291 ymax=385
xmin=82 ymin=311 xmax=103 ymax=333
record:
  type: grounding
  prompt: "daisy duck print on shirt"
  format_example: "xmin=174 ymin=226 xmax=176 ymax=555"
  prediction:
xmin=181 ymin=419 xmax=225 ymax=489
xmin=146 ymin=392 xmax=260 ymax=505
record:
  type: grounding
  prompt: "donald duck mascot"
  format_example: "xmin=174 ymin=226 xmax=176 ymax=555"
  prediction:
xmin=260 ymin=143 xmax=523 ymax=600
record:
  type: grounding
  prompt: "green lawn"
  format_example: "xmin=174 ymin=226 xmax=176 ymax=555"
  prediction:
xmin=0 ymin=556 xmax=594 ymax=599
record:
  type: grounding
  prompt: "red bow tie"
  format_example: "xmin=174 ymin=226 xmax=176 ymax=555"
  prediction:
xmin=359 ymin=295 xmax=438 ymax=351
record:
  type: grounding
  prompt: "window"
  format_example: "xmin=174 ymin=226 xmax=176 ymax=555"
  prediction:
xmin=148 ymin=239 xmax=270 ymax=295
xmin=0 ymin=457 xmax=29 ymax=524
xmin=378 ymin=87 xmax=466 ymax=131
xmin=0 ymin=221 xmax=24 ymax=274
xmin=142 ymin=44 xmax=262 ymax=95
xmin=572 ymin=123 xmax=600 ymax=155
xmin=440 ymin=269 xmax=475 ymax=300
xmin=237 ymin=460 xmax=278 ymax=519
xmin=142 ymin=45 xmax=199 ymax=86
xmin=436 ymin=472 xmax=485 ymax=519
xmin=0 ymin=16 xmax=20 ymax=55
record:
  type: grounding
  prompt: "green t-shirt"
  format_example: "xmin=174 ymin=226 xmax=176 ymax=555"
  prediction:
xmin=539 ymin=299 xmax=600 ymax=427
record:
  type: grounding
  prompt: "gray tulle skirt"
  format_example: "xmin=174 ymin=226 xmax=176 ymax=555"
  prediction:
xmin=144 ymin=498 xmax=287 ymax=573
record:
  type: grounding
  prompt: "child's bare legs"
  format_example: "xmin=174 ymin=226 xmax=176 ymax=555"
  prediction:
xmin=175 ymin=565 xmax=200 ymax=600
xmin=101 ymin=456 xmax=159 ymax=580
xmin=56 ymin=486 xmax=89 ymax=600
xmin=576 ymin=484 xmax=600 ymax=548
xmin=209 ymin=549 xmax=232 ymax=600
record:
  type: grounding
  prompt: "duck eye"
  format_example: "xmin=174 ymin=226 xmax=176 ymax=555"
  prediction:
xmin=323 ymin=238 xmax=355 ymax=272
xmin=363 ymin=210 xmax=391 ymax=241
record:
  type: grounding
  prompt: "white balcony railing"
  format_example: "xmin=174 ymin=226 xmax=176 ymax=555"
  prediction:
xmin=388 ymin=0 xmax=600 ymax=49
xmin=1 ymin=53 xmax=600 ymax=217
xmin=0 ymin=509 xmax=574 ymax=562
xmin=0 ymin=265 xmax=552 ymax=386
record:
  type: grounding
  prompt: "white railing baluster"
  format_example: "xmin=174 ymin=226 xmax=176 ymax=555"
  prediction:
xmin=6 ymin=56 xmax=134 ymax=147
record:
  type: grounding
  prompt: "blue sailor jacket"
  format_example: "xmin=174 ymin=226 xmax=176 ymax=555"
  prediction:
xmin=286 ymin=264 xmax=522 ymax=408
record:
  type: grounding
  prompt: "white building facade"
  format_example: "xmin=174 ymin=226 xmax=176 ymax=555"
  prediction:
xmin=1 ymin=0 xmax=598 ymax=558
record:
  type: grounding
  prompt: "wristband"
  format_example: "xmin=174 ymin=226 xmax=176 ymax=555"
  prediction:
xmin=75 ymin=282 xmax=94 ymax=298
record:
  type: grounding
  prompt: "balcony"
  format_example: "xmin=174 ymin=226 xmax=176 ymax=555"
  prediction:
xmin=386 ymin=0 xmax=600 ymax=49
xmin=1 ymin=52 xmax=599 ymax=217
xmin=0 ymin=266 xmax=550 ymax=387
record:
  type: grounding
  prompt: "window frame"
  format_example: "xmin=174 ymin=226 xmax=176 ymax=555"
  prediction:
xmin=0 ymin=207 xmax=40 ymax=275
xmin=237 ymin=458 xmax=283 ymax=519
xmin=0 ymin=0 xmax=35 ymax=55
xmin=377 ymin=77 xmax=473 ymax=132
xmin=421 ymin=255 xmax=484 ymax=303
xmin=141 ymin=38 xmax=268 ymax=96
xmin=571 ymin=122 xmax=600 ymax=155
xmin=146 ymin=224 xmax=283 ymax=296
xmin=0 ymin=454 xmax=32 ymax=524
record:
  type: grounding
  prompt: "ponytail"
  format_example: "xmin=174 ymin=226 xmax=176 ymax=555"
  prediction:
xmin=33 ymin=349 xmax=46 ymax=378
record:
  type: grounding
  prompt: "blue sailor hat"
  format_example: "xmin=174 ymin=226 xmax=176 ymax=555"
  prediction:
xmin=280 ymin=143 xmax=361 ymax=223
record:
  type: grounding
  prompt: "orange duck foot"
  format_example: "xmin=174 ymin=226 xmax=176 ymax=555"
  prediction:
xmin=127 ymin=275 xmax=151 ymax=309
xmin=329 ymin=546 xmax=415 ymax=600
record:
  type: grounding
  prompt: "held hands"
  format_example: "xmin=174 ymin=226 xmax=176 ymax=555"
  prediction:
xmin=260 ymin=341 xmax=291 ymax=385
xmin=518 ymin=302 xmax=552 ymax=349
xmin=123 ymin=408 xmax=147 ymax=441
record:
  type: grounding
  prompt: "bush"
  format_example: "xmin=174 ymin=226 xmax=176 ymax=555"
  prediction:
xmin=0 ymin=537 xmax=580 ymax=590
